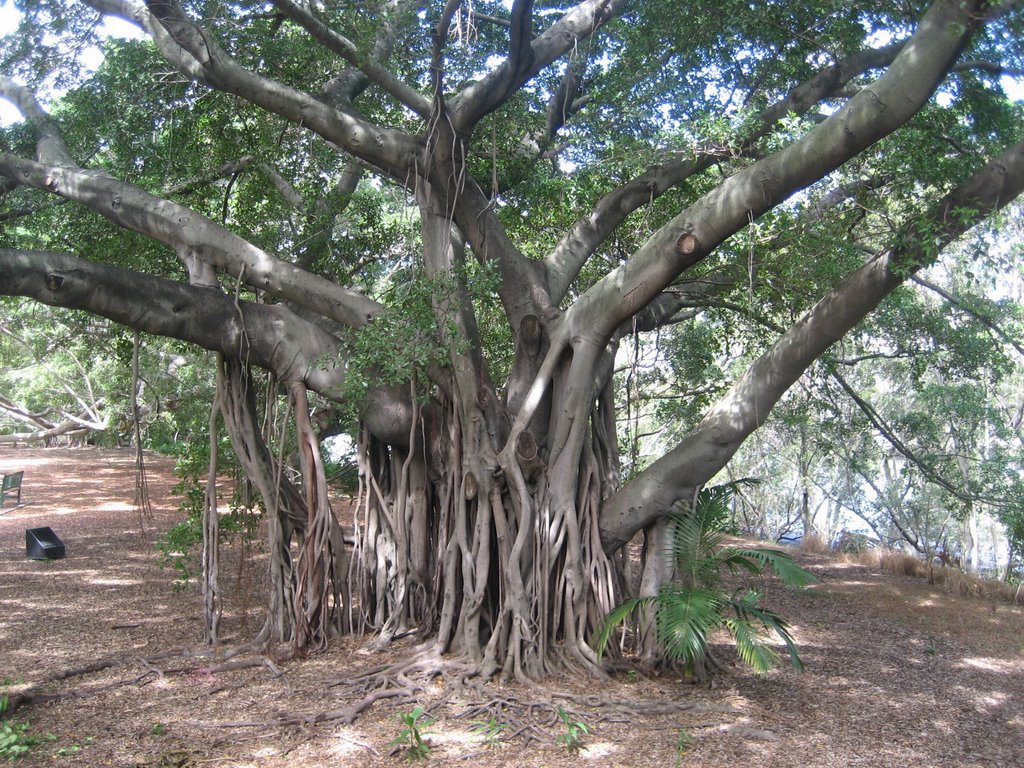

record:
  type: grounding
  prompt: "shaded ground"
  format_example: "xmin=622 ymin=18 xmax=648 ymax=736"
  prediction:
xmin=1 ymin=446 xmax=1022 ymax=767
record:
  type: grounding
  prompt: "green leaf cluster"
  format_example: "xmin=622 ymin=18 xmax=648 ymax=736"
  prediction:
xmin=0 ymin=694 xmax=38 ymax=763
xmin=554 ymin=706 xmax=588 ymax=754
xmin=595 ymin=481 xmax=816 ymax=676
xmin=388 ymin=706 xmax=433 ymax=762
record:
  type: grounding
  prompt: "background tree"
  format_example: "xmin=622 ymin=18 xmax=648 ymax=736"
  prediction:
xmin=1 ymin=0 xmax=1023 ymax=681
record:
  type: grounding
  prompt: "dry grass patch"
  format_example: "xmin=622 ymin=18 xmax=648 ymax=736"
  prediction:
xmin=797 ymin=534 xmax=831 ymax=555
xmin=842 ymin=546 xmax=1023 ymax=606
xmin=879 ymin=551 xmax=927 ymax=579
xmin=938 ymin=568 xmax=1023 ymax=603
xmin=839 ymin=547 xmax=881 ymax=569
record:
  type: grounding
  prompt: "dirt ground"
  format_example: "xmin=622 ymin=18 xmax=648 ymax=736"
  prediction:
xmin=1 ymin=446 xmax=1022 ymax=767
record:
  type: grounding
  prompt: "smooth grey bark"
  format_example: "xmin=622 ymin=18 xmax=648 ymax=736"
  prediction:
xmin=0 ymin=154 xmax=382 ymax=329
xmin=543 ymin=41 xmax=908 ymax=302
xmin=564 ymin=0 xmax=986 ymax=345
xmin=0 ymin=247 xmax=424 ymax=452
xmin=0 ymin=249 xmax=348 ymax=394
xmin=0 ymin=419 xmax=98 ymax=444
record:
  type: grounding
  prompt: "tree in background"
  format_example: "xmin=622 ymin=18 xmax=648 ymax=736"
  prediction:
xmin=0 ymin=298 xmax=216 ymax=448
xmin=1 ymin=0 xmax=1023 ymax=680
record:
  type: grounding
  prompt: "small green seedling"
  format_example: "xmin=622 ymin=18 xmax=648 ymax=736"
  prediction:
xmin=150 ymin=722 xmax=167 ymax=736
xmin=389 ymin=706 xmax=433 ymax=761
xmin=674 ymin=728 xmax=691 ymax=766
xmin=0 ymin=719 xmax=38 ymax=761
xmin=469 ymin=716 xmax=509 ymax=748
xmin=554 ymin=706 xmax=588 ymax=754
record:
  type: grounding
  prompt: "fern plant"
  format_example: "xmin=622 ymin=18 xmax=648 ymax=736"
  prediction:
xmin=595 ymin=481 xmax=817 ymax=677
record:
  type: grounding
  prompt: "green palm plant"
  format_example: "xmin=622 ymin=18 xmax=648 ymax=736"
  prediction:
xmin=594 ymin=481 xmax=817 ymax=677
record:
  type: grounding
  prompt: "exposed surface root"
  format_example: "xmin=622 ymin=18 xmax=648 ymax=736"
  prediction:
xmin=7 ymin=449 xmax=1022 ymax=767
xmin=316 ymin=653 xmax=733 ymax=743
xmin=2 ymin=645 xmax=277 ymax=716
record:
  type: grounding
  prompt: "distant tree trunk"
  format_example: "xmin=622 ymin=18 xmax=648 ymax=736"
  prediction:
xmin=967 ymin=509 xmax=980 ymax=573
xmin=202 ymin=379 xmax=222 ymax=646
xmin=131 ymin=330 xmax=153 ymax=525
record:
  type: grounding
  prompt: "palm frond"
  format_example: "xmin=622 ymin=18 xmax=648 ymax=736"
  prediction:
xmin=722 ymin=616 xmax=780 ymax=674
xmin=666 ymin=510 xmax=712 ymax=586
xmin=592 ymin=597 xmax=650 ymax=660
xmin=722 ymin=547 xmax=818 ymax=588
xmin=729 ymin=590 xmax=805 ymax=671
xmin=655 ymin=586 xmax=723 ymax=666
xmin=716 ymin=550 xmax=766 ymax=577
xmin=668 ymin=479 xmax=759 ymax=578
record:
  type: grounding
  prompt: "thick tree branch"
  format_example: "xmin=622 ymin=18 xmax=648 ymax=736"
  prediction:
xmin=507 ymin=0 xmax=536 ymax=79
xmin=83 ymin=0 xmax=419 ymax=176
xmin=599 ymin=133 xmax=1024 ymax=552
xmin=430 ymin=0 xmax=465 ymax=103
xmin=0 ymin=154 xmax=382 ymax=328
xmin=568 ymin=0 xmax=986 ymax=344
xmin=0 ymin=394 xmax=58 ymax=430
xmin=543 ymin=41 xmax=907 ymax=301
xmin=450 ymin=176 xmax=556 ymax=333
xmin=0 ymin=157 xmax=261 ymax=224
xmin=0 ymin=418 xmax=101 ymax=444
xmin=0 ymin=249 xmax=347 ymax=394
xmin=0 ymin=77 xmax=77 ymax=167
xmin=544 ymin=56 xmax=585 ymax=142
xmin=449 ymin=0 xmax=627 ymax=133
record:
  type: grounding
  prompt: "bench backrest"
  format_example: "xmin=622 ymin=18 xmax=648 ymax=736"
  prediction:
xmin=1 ymin=473 xmax=22 ymax=495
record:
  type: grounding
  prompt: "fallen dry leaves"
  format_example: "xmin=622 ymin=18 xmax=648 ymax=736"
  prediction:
xmin=1 ymin=446 xmax=1022 ymax=767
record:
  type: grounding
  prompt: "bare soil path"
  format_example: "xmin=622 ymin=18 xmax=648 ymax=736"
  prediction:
xmin=1 ymin=446 xmax=1022 ymax=767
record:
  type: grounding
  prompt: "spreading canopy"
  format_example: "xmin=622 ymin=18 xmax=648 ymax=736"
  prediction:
xmin=1 ymin=0 xmax=1023 ymax=673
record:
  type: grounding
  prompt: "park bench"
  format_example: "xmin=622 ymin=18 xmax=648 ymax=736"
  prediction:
xmin=1 ymin=471 xmax=23 ymax=507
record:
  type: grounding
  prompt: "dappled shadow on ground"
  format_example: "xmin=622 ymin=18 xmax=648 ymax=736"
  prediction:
xmin=1 ymin=447 xmax=1022 ymax=767
xmin=740 ymin=559 xmax=1024 ymax=768
xmin=0 ymin=449 xmax=196 ymax=677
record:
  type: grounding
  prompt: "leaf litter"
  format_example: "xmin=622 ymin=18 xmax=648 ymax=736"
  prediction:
xmin=1 ymin=447 xmax=1021 ymax=767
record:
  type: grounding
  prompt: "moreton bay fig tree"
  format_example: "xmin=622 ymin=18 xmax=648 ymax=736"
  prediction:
xmin=1 ymin=0 xmax=1023 ymax=681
